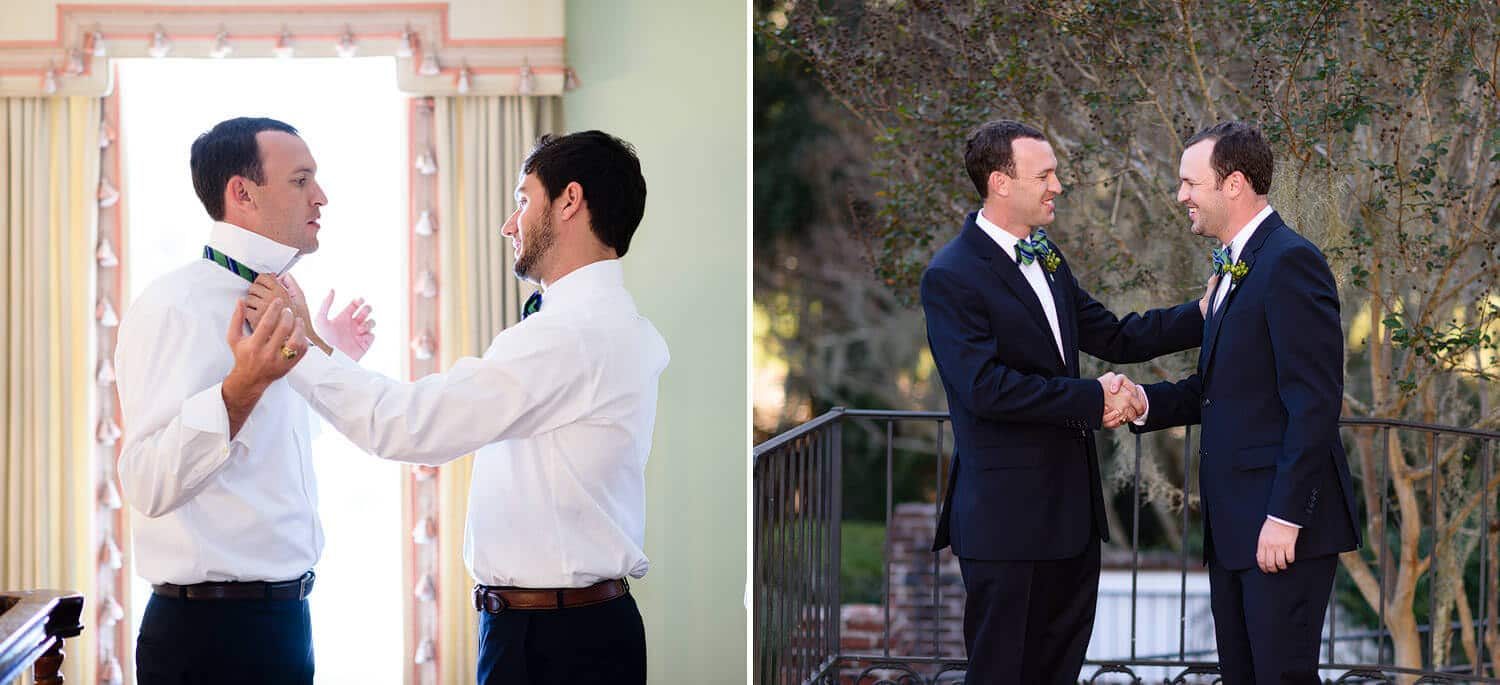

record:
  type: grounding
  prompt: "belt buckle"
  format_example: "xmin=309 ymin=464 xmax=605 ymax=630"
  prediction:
xmin=299 ymin=571 xmax=315 ymax=599
xmin=473 ymin=586 xmax=508 ymax=614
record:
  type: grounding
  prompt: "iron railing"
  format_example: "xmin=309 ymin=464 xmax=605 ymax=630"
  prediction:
xmin=753 ymin=409 xmax=1500 ymax=684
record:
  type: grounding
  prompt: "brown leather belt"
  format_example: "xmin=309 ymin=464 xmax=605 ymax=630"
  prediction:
xmin=473 ymin=578 xmax=628 ymax=613
xmin=152 ymin=571 xmax=315 ymax=601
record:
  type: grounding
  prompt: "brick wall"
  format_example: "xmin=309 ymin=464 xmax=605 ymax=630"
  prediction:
xmin=837 ymin=502 xmax=966 ymax=683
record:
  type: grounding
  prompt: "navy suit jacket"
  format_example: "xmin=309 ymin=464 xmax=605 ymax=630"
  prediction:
xmin=922 ymin=213 xmax=1204 ymax=561
xmin=1130 ymin=212 xmax=1361 ymax=571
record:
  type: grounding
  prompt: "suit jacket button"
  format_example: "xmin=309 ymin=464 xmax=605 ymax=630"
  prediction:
xmin=1202 ymin=399 xmax=1212 ymax=408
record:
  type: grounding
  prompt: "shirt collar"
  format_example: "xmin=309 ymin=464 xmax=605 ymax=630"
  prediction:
xmin=974 ymin=210 xmax=1029 ymax=262
xmin=207 ymin=221 xmax=302 ymax=275
xmin=1224 ymin=204 xmax=1275 ymax=261
xmin=540 ymin=259 xmax=625 ymax=311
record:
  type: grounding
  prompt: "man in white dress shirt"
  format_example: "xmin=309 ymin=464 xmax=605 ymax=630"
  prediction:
xmin=115 ymin=117 xmax=373 ymax=685
xmin=250 ymin=130 xmax=668 ymax=684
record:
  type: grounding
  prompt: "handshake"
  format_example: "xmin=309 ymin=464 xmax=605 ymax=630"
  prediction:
xmin=1097 ymin=372 xmax=1148 ymax=429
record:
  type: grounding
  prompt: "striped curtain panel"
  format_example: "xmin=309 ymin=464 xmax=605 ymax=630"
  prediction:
xmin=0 ymin=95 xmax=101 ymax=685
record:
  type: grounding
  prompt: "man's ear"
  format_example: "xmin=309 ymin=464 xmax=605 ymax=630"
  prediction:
xmin=989 ymin=170 xmax=1009 ymax=198
xmin=558 ymin=181 xmax=584 ymax=222
xmin=227 ymin=176 xmax=255 ymax=210
xmin=1225 ymin=171 xmax=1246 ymax=200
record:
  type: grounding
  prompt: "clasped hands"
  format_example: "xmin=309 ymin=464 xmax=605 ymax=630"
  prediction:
xmin=1097 ymin=372 xmax=1147 ymax=429
xmin=1092 ymin=274 xmax=1221 ymax=429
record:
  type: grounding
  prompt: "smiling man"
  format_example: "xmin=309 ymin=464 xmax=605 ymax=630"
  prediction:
xmin=115 ymin=116 xmax=373 ymax=685
xmin=251 ymin=130 xmax=668 ymax=685
xmin=921 ymin=119 xmax=1207 ymax=683
xmin=1126 ymin=121 xmax=1359 ymax=684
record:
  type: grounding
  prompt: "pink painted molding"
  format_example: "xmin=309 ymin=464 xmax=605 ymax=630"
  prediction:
xmin=0 ymin=2 xmax=571 ymax=97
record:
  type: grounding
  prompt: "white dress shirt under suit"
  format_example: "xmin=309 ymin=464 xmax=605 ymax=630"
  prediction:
xmin=288 ymin=258 xmax=670 ymax=589
xmin=115 ymin=221 xmax=320 ymax=585
xmin=974 ymin=210 xmax=1066 ymax=363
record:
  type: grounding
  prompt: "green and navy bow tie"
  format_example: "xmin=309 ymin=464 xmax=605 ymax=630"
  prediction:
xmin=522 ymin=291 xmax=543 ymax=320
xmin=203 ymin=245 xmax=258 ymax=283
xmin=1210 ymin=246 xmax=1232 ymax=275
xmin=1013 ymin=229 xmax=1052 ymax=266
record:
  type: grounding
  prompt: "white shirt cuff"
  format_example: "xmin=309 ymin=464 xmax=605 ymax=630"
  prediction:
xmin=287 ymin=346 xmax=340 ymax=393
xmin=178 ymin=382 xmax=248 ymax=475
xmin=1130 ymin=390 xmax=1150 ymax=426
xmin=1267 ymin=515 xmax=1303 ymax=529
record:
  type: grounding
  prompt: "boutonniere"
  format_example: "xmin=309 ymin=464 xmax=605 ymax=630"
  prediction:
xmin=1040 ymin=251 xmax=1061 ymax=274
xmin=1227 ymin=260 xmax=1249 ymax=285
xmin=1028 ymin=229 xmax=1061 ymax=274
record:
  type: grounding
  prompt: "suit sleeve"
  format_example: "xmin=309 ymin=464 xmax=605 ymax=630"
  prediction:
xmin=1129 ymin=375 xmax=1205 ymax=434
xmin=1069 ymin=266 xmax=1204 ymax=364
xmin=1263 ymin=244 xmax=1344 ymax=525
xmin=922 ymin=265 xmax=1105 ymax=428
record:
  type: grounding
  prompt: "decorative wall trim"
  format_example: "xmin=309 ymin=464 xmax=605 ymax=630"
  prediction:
xmin=405 ymin=94 xmax=443 ymax=685
xmin=0 ymin=3 xmax=575 ymax=97
xmin=94 ymin=61 xmax=131 ymax=685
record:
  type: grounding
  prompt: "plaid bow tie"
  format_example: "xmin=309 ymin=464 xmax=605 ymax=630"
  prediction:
xmin=1210 ymin=246 xmax=1232 ymax=275
xmin=1013 ymin=229 xmax=1051 ymax=266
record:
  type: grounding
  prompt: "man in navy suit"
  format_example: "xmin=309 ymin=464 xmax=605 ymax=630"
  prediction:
xmin=1124 ymin=121 xmax=1360 ymax=683
xmin=921 ymin=120 xmax=1208 ymax=683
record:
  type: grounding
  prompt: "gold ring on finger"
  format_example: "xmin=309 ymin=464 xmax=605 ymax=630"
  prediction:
xmin=281 ymin=346 xmax=298 ymax=360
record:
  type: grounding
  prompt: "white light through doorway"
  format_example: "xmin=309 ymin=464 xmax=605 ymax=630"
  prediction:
xmin=118 ymin=57 xmax=406 ymax=684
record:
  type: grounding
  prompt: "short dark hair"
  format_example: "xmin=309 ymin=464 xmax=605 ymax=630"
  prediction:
xmin=522 ymin=130 xmax=647 ymax=258
xmin=964 ymin=120 xmax=1048 ymax=199
xmin=1184 ymin=121 xmax=1274 ymax=195
xmin=189 ymin=117 xmax=299 ymax=221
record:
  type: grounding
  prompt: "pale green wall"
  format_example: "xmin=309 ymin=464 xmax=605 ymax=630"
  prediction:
xmin=564 ymin=1 xmax=747 ymax=683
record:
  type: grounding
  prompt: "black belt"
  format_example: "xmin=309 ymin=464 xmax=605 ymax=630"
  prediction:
xmin=153 ymin=571 xmax=315 ymax=601
xmin=474 ymin=578 xmax=629 ymax=613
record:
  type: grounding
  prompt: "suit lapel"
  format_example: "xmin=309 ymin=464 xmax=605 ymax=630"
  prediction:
xmin=1045 ymin=260 xmax=1077 ymax=375
xmin=961 ymin=219 xmax=1057 ymax=355
xmin=1200 ymin=214 xmax=1283 ymax=385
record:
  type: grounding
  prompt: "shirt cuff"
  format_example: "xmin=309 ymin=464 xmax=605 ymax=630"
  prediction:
xmin=1130 ymin=389 xmax=1150 ymax=426
xmin=287 ymin=346 xmax=341 ymax=394
xmin=178 ymin=382 xmax=248 ymax=477
xmin=1267 ymin=515 xmax=1303 ymax=529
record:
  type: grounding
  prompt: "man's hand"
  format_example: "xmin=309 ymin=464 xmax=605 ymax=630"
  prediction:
xmin=1256 ymin=518 xmax=1300 ymax=574
xmin=313 ymin=285 xmax=375 ymax=361
xmin=248 ymin=274 xmax=322 ymax=349
xmin=1099 ymin=372 xmax=1146 ymax=428
xmin=222 ymin=298 xmax=307 ymax=437
xmin=248 ymin=274 xmax=374 ymax=361
xmin=1200 ymin=273 xmax=1222 ymax=319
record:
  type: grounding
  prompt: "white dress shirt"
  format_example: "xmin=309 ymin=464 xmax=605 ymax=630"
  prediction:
xmin=288 ymin=259 xmax=670 ymax=588
xmin=974 ymin=210 xmax=1065 ymax=362
xmin=115 ymin=221 xmax=322 ymax=585
xmin=1209 ymin=204 xmax=1275 ymax=316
